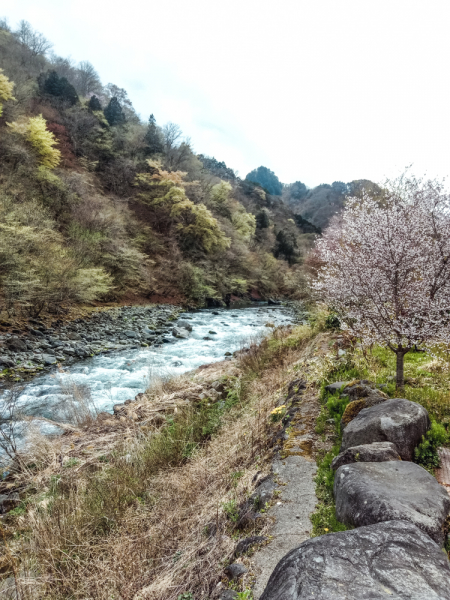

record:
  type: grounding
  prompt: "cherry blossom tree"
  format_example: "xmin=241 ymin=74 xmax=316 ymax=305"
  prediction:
xmin=313 ymin=174 xmax=450 ymax=388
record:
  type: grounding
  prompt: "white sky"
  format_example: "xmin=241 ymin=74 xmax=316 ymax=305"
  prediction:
xmin=2 ymin=0 xmax=450 ymax=187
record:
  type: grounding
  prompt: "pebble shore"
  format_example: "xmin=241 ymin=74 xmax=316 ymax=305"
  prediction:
xmin=0 ymin=304 xmax=181 ymax=380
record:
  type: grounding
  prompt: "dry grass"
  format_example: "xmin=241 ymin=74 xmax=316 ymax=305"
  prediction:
xmin=1 ymin=324 xmax=318 ymax=600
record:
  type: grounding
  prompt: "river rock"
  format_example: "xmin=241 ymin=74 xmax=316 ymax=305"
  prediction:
xmin=341 ymin=398 xmax=430 ymax=460
xmin=6 ymin=337 xmax=27 ymax=352
xmin=172 ymin=327 xmax=189 ymax=339
xmin=334 ymin=461 xmax=450 ymax=545
xmin=123 ymin=330 xmax=140 ymax=339
xmin=176 ymin=319 xmax=193 ymax=331
xmin=41 ymin=354 xmax=57 ymax=365
xmin=268 ymin=298 xmax=281 ymax=305
xmin=331 ymin=441 xmax=401 ymax=470
xmin=0 ymin=356 xmax=14 ymax=368
xmin=29 ymin=328 xmax=44 ymax=337
xmin=259 ymin=520 xmax=450 ymax=600
xmin=66 ymin=332 xmax=81 ymax=340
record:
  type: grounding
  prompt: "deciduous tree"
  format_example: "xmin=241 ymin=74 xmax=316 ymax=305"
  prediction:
xmin=0 ymin=68 xmax=15 ymax=116
xmin=8 ymin=115 xmax=61 ymax=169
xmin=314 ymin=175 xmax=450 ymax=387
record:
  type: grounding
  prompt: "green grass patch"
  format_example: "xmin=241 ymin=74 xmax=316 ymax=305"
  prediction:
xmin=310 ymin=341 xmax=450 ymax=538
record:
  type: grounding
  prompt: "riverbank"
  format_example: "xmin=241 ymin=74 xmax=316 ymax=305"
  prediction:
xmin=0 ymin=304 xmax=182 ymax=381
xmin=0 ymin=298 xmax=297 ymax=384
xmin=0 ymin=319 xmax=323 ymax=599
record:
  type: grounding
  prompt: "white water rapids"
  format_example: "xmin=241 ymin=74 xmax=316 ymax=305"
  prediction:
xmin=2 ymin=305 xmax=295 ymax=436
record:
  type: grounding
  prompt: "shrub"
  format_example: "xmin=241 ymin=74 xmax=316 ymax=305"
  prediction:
xmin=414 ymin=420 xmax=448 ymax=469
xmin=0 ymin=68 xmax=15 ymax=115
xmin=8 ymin=115 xmax=61 ymax=168
xmin=325 ymin=313 xmax=341 ymax=330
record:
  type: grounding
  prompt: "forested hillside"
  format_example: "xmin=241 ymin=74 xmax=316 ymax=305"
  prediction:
xmin=0 ymin=19 xmax=351 ymax=319
xmin=283 ymin=179 xmax=382 ymax=230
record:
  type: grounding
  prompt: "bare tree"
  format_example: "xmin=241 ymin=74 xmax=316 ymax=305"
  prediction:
xmin=15 ymin=20 xmax=53 ymax=57
xmin=76 ymin=61 xmax=101 ymax=97
xmin=0 ymin=17 xmax=10 ymax=32
xmin=0 ymin=386 xmax=26 ymax=470
xmin=49 ymin=54 xmax=77 ymax=83
xmin=162 ymin=123 xmax=194 ymax=170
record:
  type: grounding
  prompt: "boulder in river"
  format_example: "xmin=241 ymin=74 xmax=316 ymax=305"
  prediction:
xmin=334 ymin=461 xmax=450 ymax=545
xmin=172 ymin=327 xmax=189 ymax=339
xmin=176 ymin=319 xmax=193 ymax=332
xmin=341 ymin=398 xmax=430 ymax=460
xmin=331 ymin=441 xmax=401 ymax=470
xmin=268 ymin=298 xmax=281 ymax=305
xmin=259 ymin=520 xmax=450 ymax=600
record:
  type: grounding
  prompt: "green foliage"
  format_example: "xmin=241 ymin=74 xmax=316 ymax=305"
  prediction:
xmin=222 ymin=498 xmax=239 ymax=522
xmin=177 ymin=594 xmax=194 ymax=600
xmin=8 ymin=115 xmax=61 ymax=168
xmin=88 ymin=94 xmax=102 ymax=111
xmin=246 ymin=166 xmax=283 ymax=196
xmin=41 ymin=70 xmax=78 ymax=105
xmin=269 ymin=405 xmax=286 ymax=423
xmin=0 ymin=68 xmax=15 ymax=115
xmin=145 ymin=113 xmax=163 ymax=154
xmin=104 ymin=96 xmax=125 ymax=126
xmin=273 ymin=229 xmax=298 ymax=264
xmin=414 ymin=421 xmax=448 ymax=469
xmin=236 ymin=591 xmax=253 ymax=600
xmin=325 ymin=313 xmax=341 ymax=330
xmin=256 ymin=210 xmax=270 ymax=229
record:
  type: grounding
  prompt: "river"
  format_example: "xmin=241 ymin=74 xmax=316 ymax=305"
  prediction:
xmin=7 ymin=305 xmax=296 ymax=433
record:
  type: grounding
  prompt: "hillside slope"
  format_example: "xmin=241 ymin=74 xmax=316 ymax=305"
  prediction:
xmin=0 ymin=21 xmax=323 ymax=320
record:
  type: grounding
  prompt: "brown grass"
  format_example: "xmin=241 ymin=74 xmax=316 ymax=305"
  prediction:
xmin=2 ymin=324 xmax=318 ymax=600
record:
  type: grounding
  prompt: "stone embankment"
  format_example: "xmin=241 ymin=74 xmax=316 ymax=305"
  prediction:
xmin=0 ymin=304 xmax=180 ymax=380
xmin=260 ymin=381 xmax=450 ymax=600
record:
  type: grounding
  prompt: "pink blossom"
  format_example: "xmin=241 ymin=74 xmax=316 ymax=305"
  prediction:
xmin=313 ymin=174 xmax=450 ymax=386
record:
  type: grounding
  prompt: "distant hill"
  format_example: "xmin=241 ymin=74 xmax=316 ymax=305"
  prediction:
xmin=284 ymin=179 xmax=382 ymax=230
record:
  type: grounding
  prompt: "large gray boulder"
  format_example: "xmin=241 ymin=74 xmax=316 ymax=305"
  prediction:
xmin=172 ymin=327 xmax=189 ymax=339
xmin=334 ymin=461 xmax=450 ymax=545
xmin=341 ymin=398 xmax=429 ymax=460
xmin=331 ymin=441 xmax=401 ymax=470
xmin=260 ymin=520 xmax=450 ymax=600
xmin=176 ymin=319 xmax=193 ymax=332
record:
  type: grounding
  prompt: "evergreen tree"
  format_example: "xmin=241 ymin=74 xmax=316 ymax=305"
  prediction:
xmin=256 ymin=210 xmax=270 ymax=229
xmin=245 ymin=166 xmax=283 ymax=196
xmin=144 ymin=114 xmax=163 ymax=154
xmin=88 ymin=94 xmax=102 ymax=111
xmin=41 ymin=70 xmax=78 ymax=106
xmin=273 ymin=229 xmax=297 ymax=264
xmin=104 ymin=97 xmax=125 ymax=126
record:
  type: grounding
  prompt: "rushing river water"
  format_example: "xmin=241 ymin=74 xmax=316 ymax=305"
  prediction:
xmin=7 ymin=305 xmax=295 ymax=432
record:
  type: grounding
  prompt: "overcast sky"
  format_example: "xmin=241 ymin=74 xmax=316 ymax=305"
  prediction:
xmin=2 ymin=0 xmax=450 ymax=187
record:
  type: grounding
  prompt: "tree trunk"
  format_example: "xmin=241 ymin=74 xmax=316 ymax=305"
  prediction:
xmin=396 ymin=349 xmax=407 ymax=389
